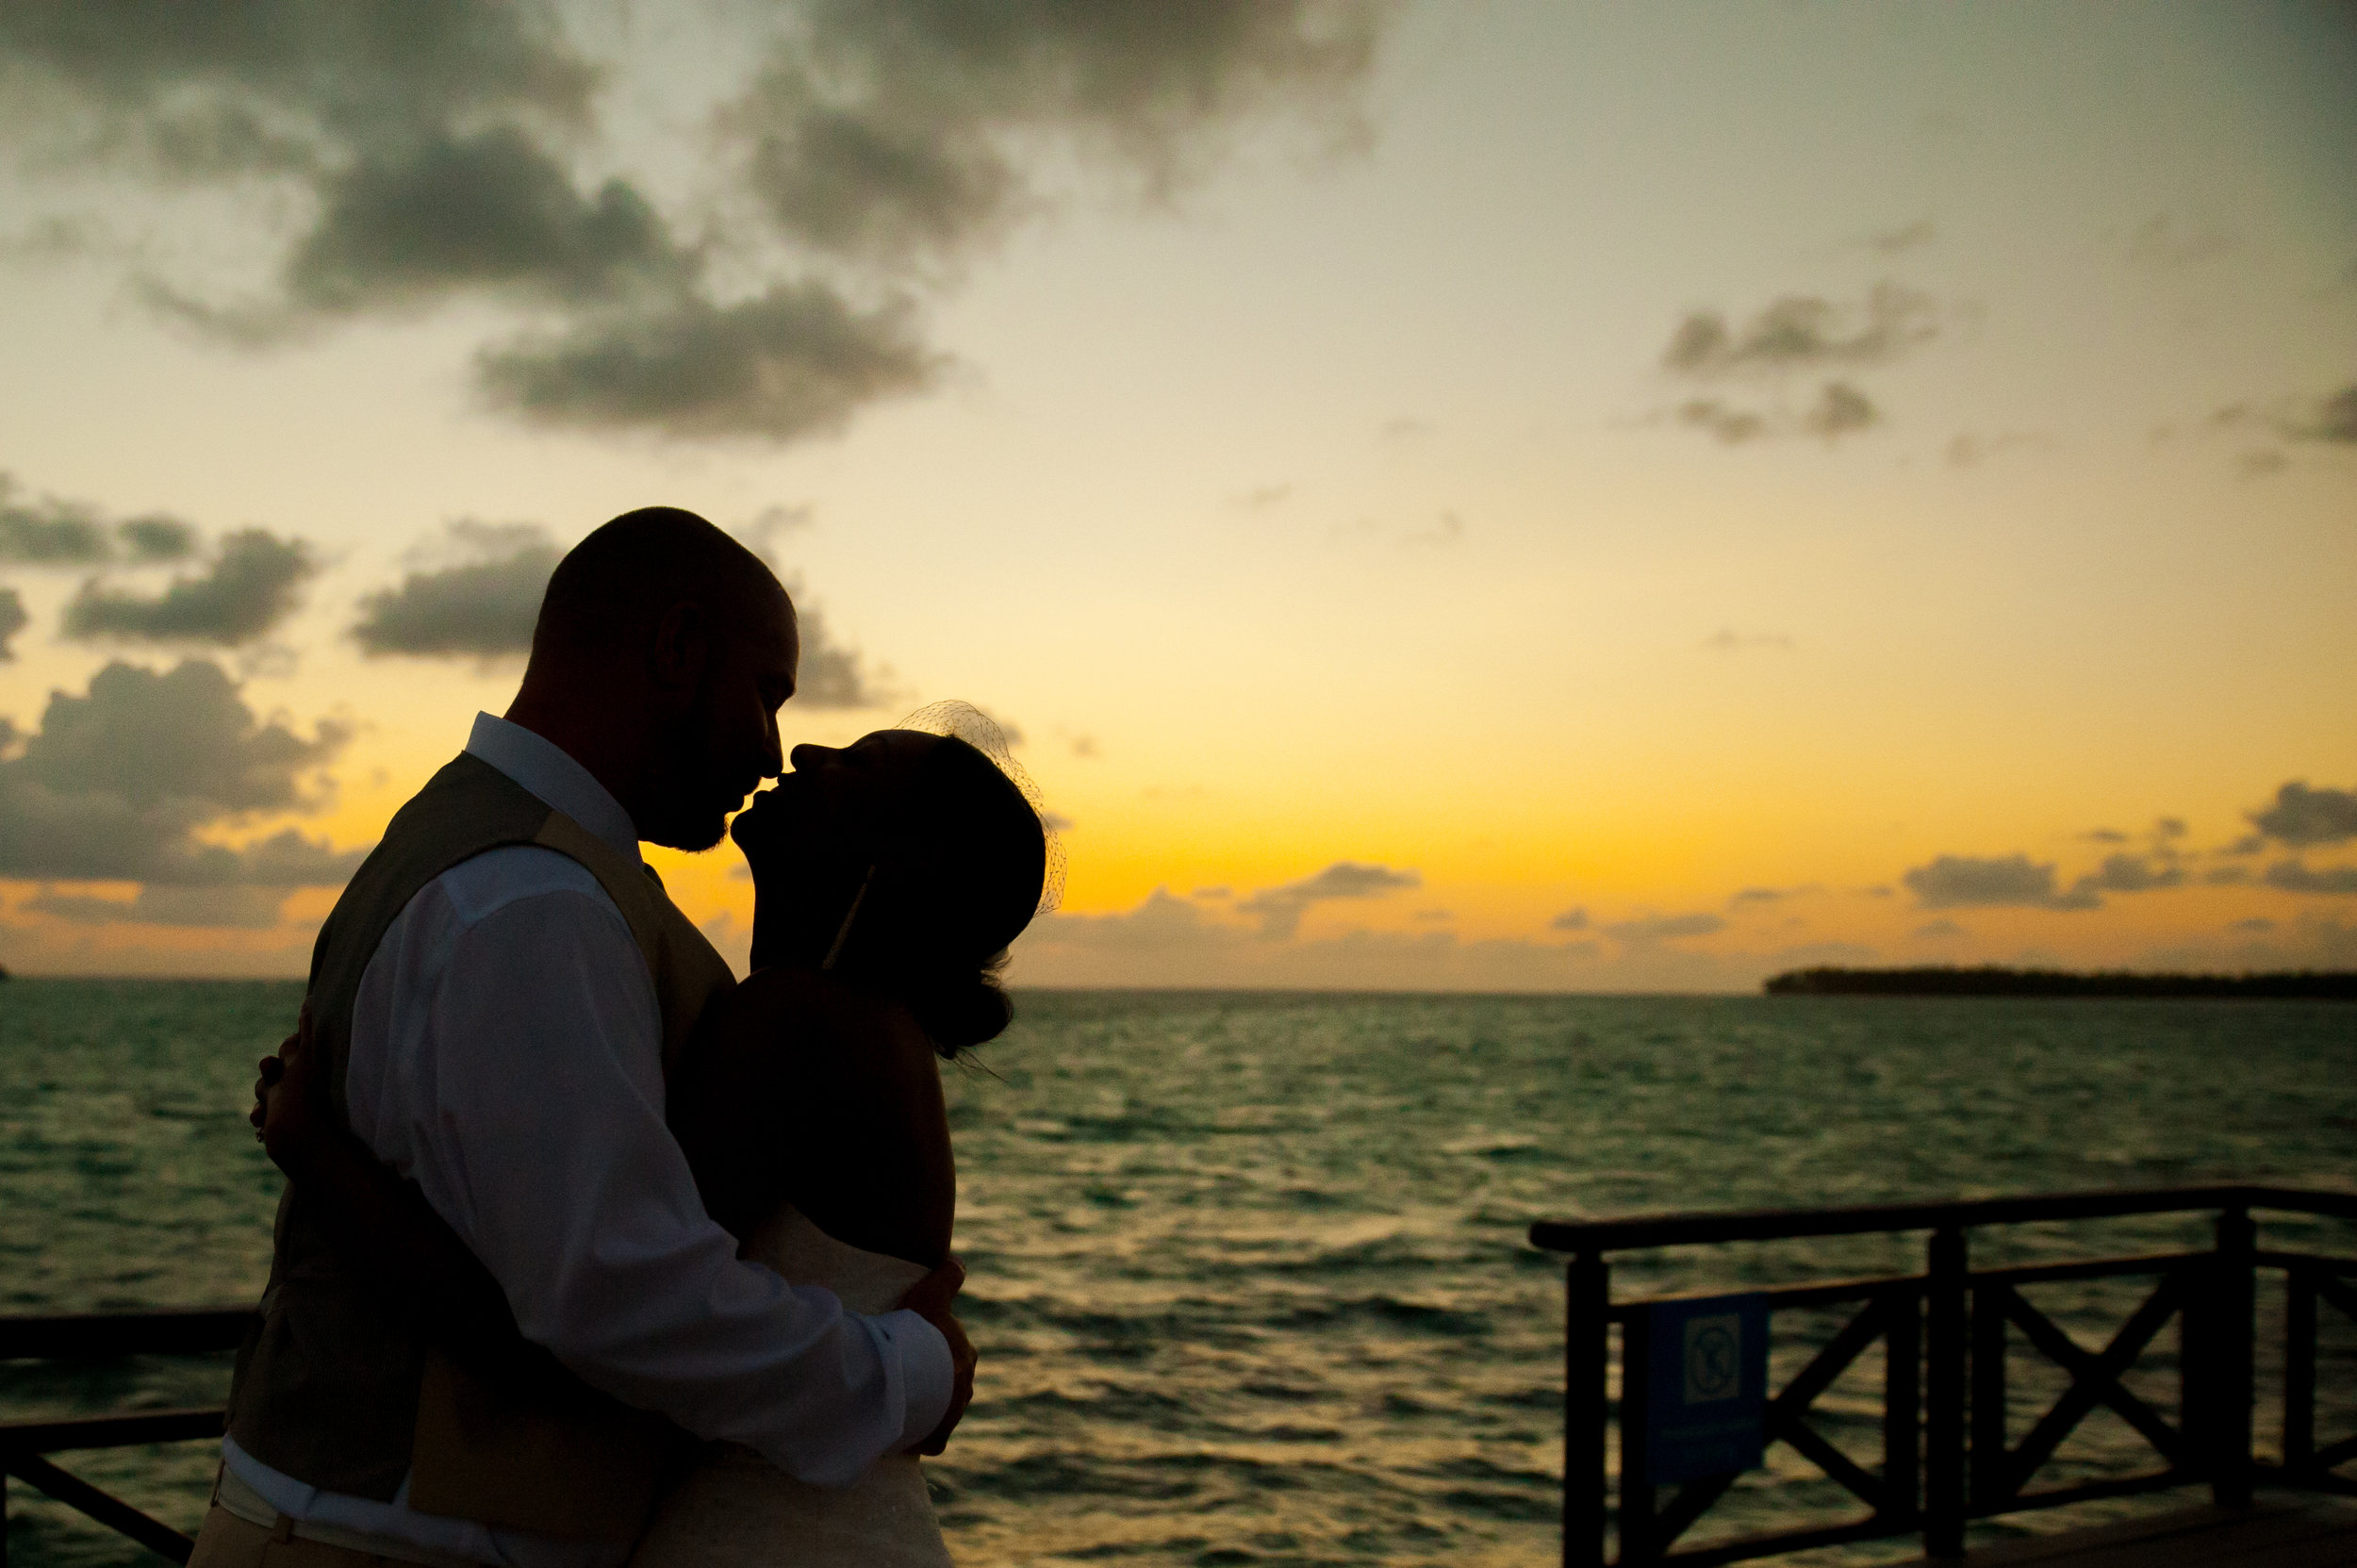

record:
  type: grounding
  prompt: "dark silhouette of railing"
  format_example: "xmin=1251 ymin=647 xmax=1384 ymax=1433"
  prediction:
xmin=0 ymin=1308 xmax=252 ymax=1564
xmin=1529 ymin=1184 xmax=2357 ymax=1565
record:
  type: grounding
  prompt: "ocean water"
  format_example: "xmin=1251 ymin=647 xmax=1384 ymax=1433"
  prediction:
xmin=2 ymin=981 xmax=2352 ymax=1567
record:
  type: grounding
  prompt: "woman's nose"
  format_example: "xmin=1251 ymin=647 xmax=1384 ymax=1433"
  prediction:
xmin=788 ymin=743 xmax=836 ymax=773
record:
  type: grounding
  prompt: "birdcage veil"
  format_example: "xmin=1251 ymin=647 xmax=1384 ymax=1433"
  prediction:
xmin=894 ymin=700 xmax=1065 ymax=917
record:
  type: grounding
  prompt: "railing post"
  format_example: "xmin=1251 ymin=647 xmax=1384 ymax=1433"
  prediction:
xmin=1565 ymin=1253 xmax=1610 ymax=1568
xmin=2285 ymin=1265 xmax=2316 ymax=1479
xmin=1884 ymin=1284 xmax=1920 ymax=1527
xmin=1620 ymin=1308 xmax=1656 ymax=1563
xmin=2210 ymin=1205 xmax=2255 ymax=1508
xmin=1925 ymin=1225 xmax=1968 ymax=1559
xmin=1970 ymin=1280 xmax=2008 ymax=1510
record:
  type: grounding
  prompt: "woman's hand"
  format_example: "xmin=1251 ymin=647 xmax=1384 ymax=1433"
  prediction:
xmin=251 ymin=1003 xmax=329 ymax=1180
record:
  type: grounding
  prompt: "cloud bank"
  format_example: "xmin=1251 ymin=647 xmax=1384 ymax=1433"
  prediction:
xmin=0 ymin=658 xmax=359 ymax=887
xmin=61 ymin=528 xmax=313 ymax=646
xmin=1 ymin=2 xmax=1394 ymax=444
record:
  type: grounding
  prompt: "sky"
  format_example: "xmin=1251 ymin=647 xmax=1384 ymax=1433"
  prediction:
xmin=0 ymin=0 xmax=2351 ymax=989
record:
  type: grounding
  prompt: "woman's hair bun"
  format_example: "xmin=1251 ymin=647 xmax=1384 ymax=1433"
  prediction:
xmin=903 ymin=955 xmax=1015 ymax=1059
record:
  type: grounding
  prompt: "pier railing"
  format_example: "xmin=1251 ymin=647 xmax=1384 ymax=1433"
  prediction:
xmin=1529 ymin=1183 xmax=2357 ymax=1565
xmin=0 ymin=1308 xmax=251 ymax=1564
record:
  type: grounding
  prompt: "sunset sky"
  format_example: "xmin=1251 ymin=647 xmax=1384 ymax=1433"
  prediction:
xmin=1 ymin=1 xmax=2351 ymax=988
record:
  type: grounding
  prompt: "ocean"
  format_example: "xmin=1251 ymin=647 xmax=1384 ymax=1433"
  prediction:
xmin=3 ymin=981 xmax=2352 ymax=1566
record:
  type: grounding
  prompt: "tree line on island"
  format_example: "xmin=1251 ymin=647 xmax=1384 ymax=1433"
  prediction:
xmin=1763 ymin=966 xmax=2357 ymax=999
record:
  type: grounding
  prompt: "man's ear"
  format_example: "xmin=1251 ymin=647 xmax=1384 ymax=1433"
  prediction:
xmin=649 ymin=601 xmax=710 ymax=694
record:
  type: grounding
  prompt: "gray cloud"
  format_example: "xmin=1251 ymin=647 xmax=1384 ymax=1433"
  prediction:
xmin=2263 ymin=861 xmax=2357 ymax=896
xmin=1673 ymin=383 xmax=1877 ymax=446
xmin=2249 ymin=782 xmax=2357 ymax=846
xmin=351 ymin=521 xmax=559 ymax=658
xmin=2075 ymin=852 xmax=2184 ymax=895
xmin=27 ymin=883 xmax=289 ymax=929
xmin=287 ymin=126 xmax=688 ymax=315
xmin=1902 ymin=853 xmax=2102 ymax=911
xmin=1802 ymin=381 xmax=1877 ymax=437
xmin=1237 ymin=859 xmax=1420 ymax=938
xmin=1675 ymin=400 xmax=1766 ymax=444
xmin=1 ymin=472 xmax=201 ymax=567
xmin=0 ymin=587 xmax=24 ymax=659
xmin=730 ymin=0 xmax=1387 ymax=267
xmin=1913 ymin=918 xmax=1968 ymax=939
xmin=1549 ymin=906 xmax=1590 ymax=931
xmin=0 ymin=658 xmax=358 ymax=887
xmin=477 ymin=284 xmax=939 ymax=441
xmin=4 ymin=3 xmax=1395 ymax=446
xmin=1945 ymin=431 xmax=2052 ymax=469
xmin=61 ymin=528 xmax=313 ymax=646
xmin=1603 ymin=912 xmax=1726 ymax=943
xmin=790 ymin=603 xmax=890 ymax=709
xmin=1663 ymin=283 xmax=1937 ymax=377
xmin=1868 ymin=219 xmax=1936 ymax=255
xmin=2305 ymin=387 xmax=2357 ymax=443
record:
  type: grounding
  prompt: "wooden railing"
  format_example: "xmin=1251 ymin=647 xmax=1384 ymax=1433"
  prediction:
xmin=1528 ymin=1184 xmax=2357 ymax=1565
xmin=0 ymin=1308 xmax=252 ymax=1564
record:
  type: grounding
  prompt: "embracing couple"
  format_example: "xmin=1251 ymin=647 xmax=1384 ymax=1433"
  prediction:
xmin=194 ymin=507 xmax=1054 ymax=1568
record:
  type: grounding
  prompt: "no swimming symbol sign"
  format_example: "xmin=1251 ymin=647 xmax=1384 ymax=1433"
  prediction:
xmin=1644 ymin=1293 xmax=1769 ymax=1483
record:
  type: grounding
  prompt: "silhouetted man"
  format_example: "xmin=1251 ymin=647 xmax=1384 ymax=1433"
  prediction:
xmin=200 ymin=508 xmax=969 ymax=1568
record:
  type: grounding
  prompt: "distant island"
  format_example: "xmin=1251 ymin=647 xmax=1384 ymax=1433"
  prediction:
xmin=1764 ymin=966 xmax=2357 ymax=1000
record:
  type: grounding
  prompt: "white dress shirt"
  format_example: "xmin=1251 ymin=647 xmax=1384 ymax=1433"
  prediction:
xmin=223 ymin=713 xmax=952 ymax=1568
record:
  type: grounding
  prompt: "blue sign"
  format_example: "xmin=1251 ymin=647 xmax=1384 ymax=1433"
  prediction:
xmin=1644 ymin=1293 xmax=1769 ymax=1483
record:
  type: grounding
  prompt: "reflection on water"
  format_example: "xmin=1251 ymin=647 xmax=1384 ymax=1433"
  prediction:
xmin=3 ymin=982 xmax=2352 ymax=1565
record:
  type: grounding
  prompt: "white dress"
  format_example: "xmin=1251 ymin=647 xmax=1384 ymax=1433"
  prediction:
xmin=628 ymin=1205 xmax=954 ymax=1568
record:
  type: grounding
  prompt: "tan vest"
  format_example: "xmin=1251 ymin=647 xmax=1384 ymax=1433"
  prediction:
xmin=225 ymin=751 xmax=737 ymax=1540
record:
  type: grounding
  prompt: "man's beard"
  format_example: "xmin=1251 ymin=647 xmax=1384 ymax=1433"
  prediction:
xmin=637 ymin=707 xmax=738 ymax=851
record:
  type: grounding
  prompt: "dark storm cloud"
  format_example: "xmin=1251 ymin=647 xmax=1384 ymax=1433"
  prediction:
xmin=1603 ymin=912 xmax=1726 ymax=943
xmin=2249 ymin=782 xmax=2357 ymax=847
xmin=351 ymin=521 xmax=558 ymax=658
xmin=61 ymin=528 xmax=312 ymax=646
xmin=1663 ymin=283 xmax=1937 ymax=378
xmin=1238 ymin=859 xmax=1419 ymax=938
xmin=0 ymin=587 xmax=25 ymax=659
xmin=1901 ymin=853 xmax=2101 ymax=911
xmin=2264 ymin=861 xmax=2357 ymax=896
xmin=729 ymin=0 xmax=1388 ymax=266
xmin=0 ymin=658 xmax=357 ymax=886
xmin=477 ymin=284 xmax=939 ymax=441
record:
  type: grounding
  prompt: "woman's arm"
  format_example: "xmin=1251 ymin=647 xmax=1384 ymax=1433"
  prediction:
xmin=668 ymin=967 xmax=955 ymax=1269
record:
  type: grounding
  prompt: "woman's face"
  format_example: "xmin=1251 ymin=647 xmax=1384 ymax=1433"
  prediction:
xmin=730 ymin=728 xmax=945 ymax=875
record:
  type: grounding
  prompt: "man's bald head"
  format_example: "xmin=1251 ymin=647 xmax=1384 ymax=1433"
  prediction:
xmin=532 ymin=506 xmax=786 ymax=664
xmin=510 ymin=506 xmax=800 ymax=850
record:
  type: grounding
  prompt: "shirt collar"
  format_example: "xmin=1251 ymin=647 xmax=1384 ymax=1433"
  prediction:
xmin=464 ymin=712 xmax=641 ymax=864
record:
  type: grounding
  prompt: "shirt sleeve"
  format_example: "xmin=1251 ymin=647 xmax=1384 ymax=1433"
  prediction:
xmin=343 ymin=866 xmax=952 ymax=1484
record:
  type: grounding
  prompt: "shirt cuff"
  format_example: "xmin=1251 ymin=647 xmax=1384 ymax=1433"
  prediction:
xmin=872 ymin=1308 xmax=953 ymax=1452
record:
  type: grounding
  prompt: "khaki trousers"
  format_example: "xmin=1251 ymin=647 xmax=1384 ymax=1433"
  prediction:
xmin=188 ymin=1507 xmax=411 ymax=1568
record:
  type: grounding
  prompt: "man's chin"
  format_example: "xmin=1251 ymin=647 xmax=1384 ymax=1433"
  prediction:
xmin=642 ymin=811 xmax=731 ymax=854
